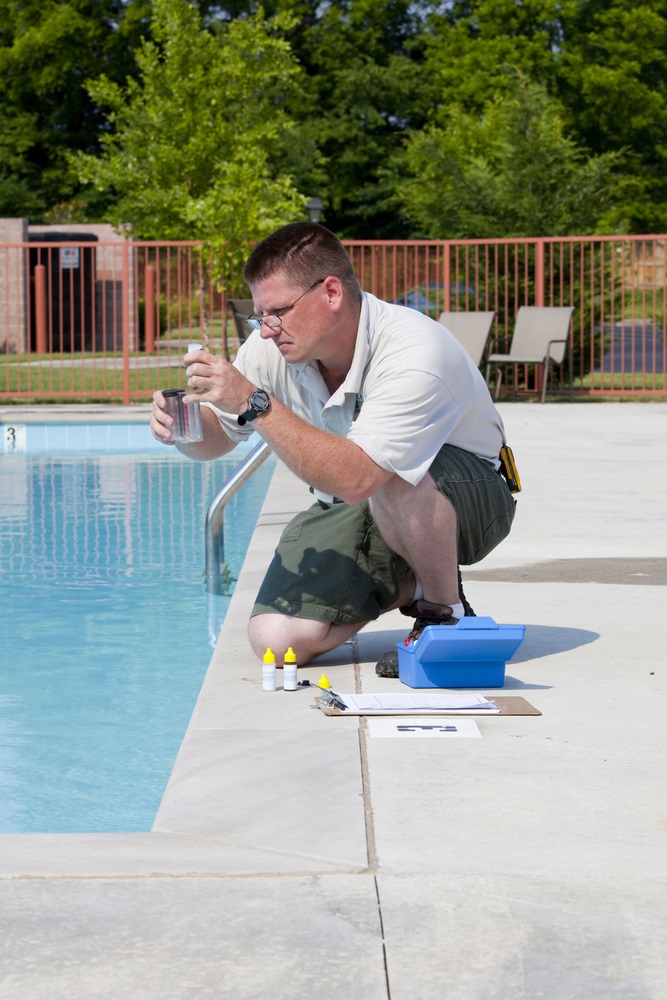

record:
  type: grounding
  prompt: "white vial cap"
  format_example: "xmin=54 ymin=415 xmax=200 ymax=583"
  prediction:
xmin=188 ymin=342 xmax=202 ymax=352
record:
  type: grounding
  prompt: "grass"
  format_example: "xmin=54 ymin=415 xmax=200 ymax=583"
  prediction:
xmin=0 ymin=353 xmax=171 ymax=402
xmin=0 ymin=323 xmax=244 ymax=403
xmin=1 ymin=342 xmax=664 ymax=405
xmin=579 ymin=371 xmax=665 ymax=392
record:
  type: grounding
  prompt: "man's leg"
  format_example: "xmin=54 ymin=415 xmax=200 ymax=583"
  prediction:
xmin=369 ymin=471 xmax=460 ymax=609
xmin=247 ymin=502 xmax=415 ymax=666
xmin=370 ymin=445 xmax=517 ymax=676
xmin=248 ymin=577 xmax=417 ymax=665
xmin=247 ymin=614 xmax=362 ymax=665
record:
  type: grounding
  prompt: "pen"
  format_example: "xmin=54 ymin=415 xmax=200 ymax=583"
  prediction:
xmin=298 ymin=680 xmax=347 ymax=711
xmin=319 ymin=688 xmax=347 ymax=711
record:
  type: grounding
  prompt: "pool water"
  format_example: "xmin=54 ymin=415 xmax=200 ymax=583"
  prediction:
xmin=0 ymin=441 xmax=275 ymax=834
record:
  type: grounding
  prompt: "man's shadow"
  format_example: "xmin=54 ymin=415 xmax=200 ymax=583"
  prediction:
xmin=258 ymin=544 xmax=398 ymax=621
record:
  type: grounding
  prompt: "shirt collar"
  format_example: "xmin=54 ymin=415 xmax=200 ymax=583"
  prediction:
xmin=281 ymin=293 xmax=373 ymax=402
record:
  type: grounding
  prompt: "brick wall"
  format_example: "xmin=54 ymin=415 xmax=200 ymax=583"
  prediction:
xmin=0 ymin=218 xmax=28 ymax=352
xmin=1 ymin=219 xmax=136 ymax=353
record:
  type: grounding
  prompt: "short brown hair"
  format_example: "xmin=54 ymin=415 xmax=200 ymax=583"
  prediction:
xmin=243 ymin=223 xmax=361 ymax=301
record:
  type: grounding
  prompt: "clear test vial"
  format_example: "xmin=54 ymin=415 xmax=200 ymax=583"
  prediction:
xmin=184 ymin=342 xmax=204 ymax=442
xmin=162 ymin=389 xmax=203 ymax=443
xmin=182 ymin=395 xmax=203 ymax=442
xmin=162 ymin=389 xmax=186 ymax=441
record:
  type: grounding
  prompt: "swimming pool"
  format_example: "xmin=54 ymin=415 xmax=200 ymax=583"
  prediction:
xmin=0 ymin=426 xmax=275 ymax=834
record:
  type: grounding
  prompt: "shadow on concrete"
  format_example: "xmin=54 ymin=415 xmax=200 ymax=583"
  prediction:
xmin=352 ymin=623 xmax=599 ymax=676
xmin=510 ymin=623 xmax=599 ymax=662
xmin=464 ymin=557 xmax=667 ymax=585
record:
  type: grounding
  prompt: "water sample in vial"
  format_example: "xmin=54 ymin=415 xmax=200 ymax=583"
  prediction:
xmin=162 ymin=389 xmax=203 ymax=443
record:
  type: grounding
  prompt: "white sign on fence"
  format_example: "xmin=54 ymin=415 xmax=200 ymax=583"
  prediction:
xmin=60 ymin=247 xmax=80 ymax=269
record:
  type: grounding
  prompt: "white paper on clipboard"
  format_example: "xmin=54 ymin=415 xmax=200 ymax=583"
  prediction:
xmin=330 ymin=692 xmax=500 ymax=715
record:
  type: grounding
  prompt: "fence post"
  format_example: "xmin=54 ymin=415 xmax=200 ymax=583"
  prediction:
xmin=443 ymin=242 xmax=451 ymax=313
xmin=122 ymin=241 xmax=131 ymax=404
xmin=535 ymin=239 xmax=545 ymax=307
xmin=34 ymin=264 xmax=48 ymax=354
xmin=144 ymin=265 xmax=155 ymax=354
xmin=534 ymin=238 xmax=546 ymax=395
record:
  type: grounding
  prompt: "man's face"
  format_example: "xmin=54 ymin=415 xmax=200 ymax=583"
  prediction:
xmin=249 ymin=271 xmax=331 ymax=365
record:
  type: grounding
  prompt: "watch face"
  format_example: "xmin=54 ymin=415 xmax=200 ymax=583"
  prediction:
xmin=238 ymin=388 xmax=271 ymax=425
xmin=249 ymin=390 xmax=270 ymax=414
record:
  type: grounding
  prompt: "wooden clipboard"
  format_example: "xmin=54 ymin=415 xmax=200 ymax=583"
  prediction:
xmin=315 ymin=695 xmax=541 ymax=717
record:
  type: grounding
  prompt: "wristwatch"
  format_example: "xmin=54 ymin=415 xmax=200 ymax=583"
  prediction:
xmin=237 ymin=388 xmax=271 ymax=426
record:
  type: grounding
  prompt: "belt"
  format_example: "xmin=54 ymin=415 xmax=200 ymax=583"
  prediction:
xmin=316 ymin=497 xmax=345 ymax=510
xmin=310 ymin=486 xmax=345 ymax=510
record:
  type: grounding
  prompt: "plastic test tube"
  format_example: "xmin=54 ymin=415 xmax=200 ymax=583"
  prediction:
xmin=161 ymin=341 xmax=204 ymax=443
xmin=183 ymin=341 xmax=204 ymax=442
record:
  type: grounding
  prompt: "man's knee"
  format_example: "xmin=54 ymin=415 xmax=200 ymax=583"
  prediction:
xmin=247 ymin=612 xmax=334 ymax=662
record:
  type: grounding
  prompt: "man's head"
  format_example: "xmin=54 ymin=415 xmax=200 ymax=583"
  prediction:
xmin=243 ymin=223 xmax=361 ymax=302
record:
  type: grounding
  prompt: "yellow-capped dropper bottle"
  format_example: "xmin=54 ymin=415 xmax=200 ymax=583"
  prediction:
xmin=262 ymin=647 xmax=276 ymax=692
xmin=283 ymin=647 xmax=298 ymax=691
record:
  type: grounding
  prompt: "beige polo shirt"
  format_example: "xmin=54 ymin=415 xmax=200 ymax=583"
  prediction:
xmin=204 ymin=292 xmax=505 ymax=486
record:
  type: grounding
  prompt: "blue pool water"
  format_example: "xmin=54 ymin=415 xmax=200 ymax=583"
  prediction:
xmin=0 ymin=427 xmax=275 ymax=834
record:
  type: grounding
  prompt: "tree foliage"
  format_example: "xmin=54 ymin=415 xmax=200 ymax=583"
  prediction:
xmin=417 ymin=0 xmax=667 ymax=233
xmin=392 ymin=76 xmax=629 ymax=238
xmin=556 ymin=0 xmax=667 ymax=231
xmin=0 ymin=0 xmax=152 ymax=219
xmin=3 ymin=0 xmax=667 ymax=237
xmin=71 ymin=0 xmax=308 ymax=284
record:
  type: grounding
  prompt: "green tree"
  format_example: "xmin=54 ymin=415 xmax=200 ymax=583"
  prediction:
xmin=557 ymin=0 xmax=667 ymax=232
xmin=419 ymin=0 xmax=565 ymax=112
xmin=391 ymin=77 xmax=627 ymax=238
xmin=417 ymin=0 xmax=667 ymax=233
xmin=201 ymin=0 xmax=440 ymax=236
xmin=293 ymin=0 xmax=438 ymax=237
xmin=0 ymin=0 xmax=152 ymax=220
xmin=71 ymin=0 xmax=307 ymax=286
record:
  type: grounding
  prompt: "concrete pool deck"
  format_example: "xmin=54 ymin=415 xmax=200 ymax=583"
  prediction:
xmin=1 ymin=402 xmax=666 ymax=998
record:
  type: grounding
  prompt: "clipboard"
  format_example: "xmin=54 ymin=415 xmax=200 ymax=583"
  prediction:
xmin=315 ymin=694 xmax=541 ymax=717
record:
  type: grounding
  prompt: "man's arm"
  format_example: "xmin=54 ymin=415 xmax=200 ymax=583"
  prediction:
xmin=182 ymin=348 xmax=393 ymax=501
xmin=248 ymin=395 xmax=392 ymax=504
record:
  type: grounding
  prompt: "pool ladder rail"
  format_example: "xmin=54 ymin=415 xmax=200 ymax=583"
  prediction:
xmin=205 ymin=439 xmax=273 ymax=595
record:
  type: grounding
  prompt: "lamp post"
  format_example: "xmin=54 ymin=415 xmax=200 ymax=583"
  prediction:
xmin=306 ymin=195 xmax=324 ymax=223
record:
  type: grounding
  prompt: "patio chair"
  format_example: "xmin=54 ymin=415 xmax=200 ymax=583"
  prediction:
xmin=437 ymin=311 xmax=496 ymax=368
xmin=485 ymin=306 xmax=575 ymax=403
xmin=226 ymin=298 xmax=254 ymax=345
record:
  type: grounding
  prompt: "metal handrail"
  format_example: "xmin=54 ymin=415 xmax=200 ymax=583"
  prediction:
xmin=205 ymin=439 xmax=273 ymax=595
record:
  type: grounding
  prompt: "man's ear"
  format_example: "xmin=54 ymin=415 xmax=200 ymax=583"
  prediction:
xmin=322 ymin=275 xmax=345 ymax=312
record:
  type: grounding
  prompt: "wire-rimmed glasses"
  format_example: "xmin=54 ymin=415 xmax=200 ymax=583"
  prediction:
xmin=246 ymin=279 xmax=325 ymax=330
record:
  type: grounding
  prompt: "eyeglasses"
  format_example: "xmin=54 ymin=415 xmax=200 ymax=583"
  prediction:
xmin=246 ymin=279 xmax=325 ymax=330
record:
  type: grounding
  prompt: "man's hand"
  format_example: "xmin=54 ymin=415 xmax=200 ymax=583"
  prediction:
xmin=150 ymin=351 xmax=238 ymax=460
xmin=182 ymin=347 xmax=255 ymax=415
xmin=150 ymin=389 xmax=176 ymax=445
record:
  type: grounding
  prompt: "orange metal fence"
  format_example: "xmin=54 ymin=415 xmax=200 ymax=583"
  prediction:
xmin=1 ymin=234 xmax=665 ymax=402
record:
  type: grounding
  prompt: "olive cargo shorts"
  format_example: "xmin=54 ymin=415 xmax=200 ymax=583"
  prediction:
xmin=252 ymin=444 xmax=516 ymax=626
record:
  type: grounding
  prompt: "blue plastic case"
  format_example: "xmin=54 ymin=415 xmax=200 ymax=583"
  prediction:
xmin=397 ymin=616 xmax=526 ymax=688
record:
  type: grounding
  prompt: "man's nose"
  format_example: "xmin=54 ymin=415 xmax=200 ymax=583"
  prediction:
xmin=259 ymin=322 xmax=280 ymax=340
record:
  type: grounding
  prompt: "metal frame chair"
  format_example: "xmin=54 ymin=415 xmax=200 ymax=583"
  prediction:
xmin=226 ymin=299 xmax=254 ymax=344
xmin=437 ymin=311 xmax=496 ymax=368
xmin=485 ymin=306 xmax=575 ymax=403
